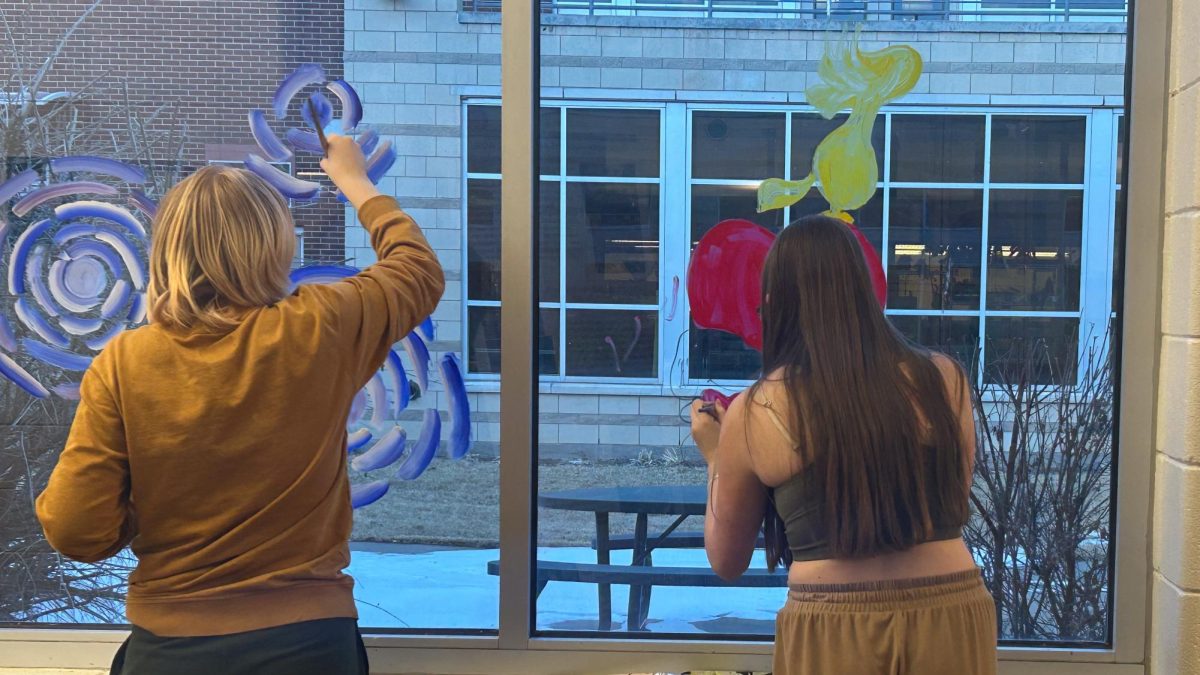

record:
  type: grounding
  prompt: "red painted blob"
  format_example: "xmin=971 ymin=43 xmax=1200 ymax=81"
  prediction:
xmin=688 ymin=218 xmax=887 ymax=352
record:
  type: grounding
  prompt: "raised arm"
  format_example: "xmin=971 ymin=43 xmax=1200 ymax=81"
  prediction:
xmin=36 ymin=366 xmax=136 ymax=563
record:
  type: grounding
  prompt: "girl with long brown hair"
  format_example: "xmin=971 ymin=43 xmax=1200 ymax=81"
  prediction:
xmin=691 ymin=215 xmax=997 ymax=674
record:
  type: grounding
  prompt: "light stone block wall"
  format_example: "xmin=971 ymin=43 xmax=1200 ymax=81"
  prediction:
xmin=345 ymin=0 xmax=1126 ymax=460
xmin=1152 ymin=1 xmax=1200 ymax=672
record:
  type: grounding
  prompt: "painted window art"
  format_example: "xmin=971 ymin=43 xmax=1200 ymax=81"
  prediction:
xmin=688 ymin=32 xmax=920 ymax=357
xmin=0 ymin=64 xmax=469 ymax=512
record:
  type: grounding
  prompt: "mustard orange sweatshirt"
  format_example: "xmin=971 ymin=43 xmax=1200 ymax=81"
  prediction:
xmin=35 ymin=196 xmax=445 ymax=637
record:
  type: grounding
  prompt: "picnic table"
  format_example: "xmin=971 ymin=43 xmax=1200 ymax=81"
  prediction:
xmin=486 ymin=484 xmax=785 ymax=631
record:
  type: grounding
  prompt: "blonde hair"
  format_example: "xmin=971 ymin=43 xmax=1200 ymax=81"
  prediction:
xmin=148 ymin=165 xmax=296 ymax=331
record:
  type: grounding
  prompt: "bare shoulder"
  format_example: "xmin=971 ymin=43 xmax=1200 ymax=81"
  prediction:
xmin=929 ymin=352 xmax=965 ymax=383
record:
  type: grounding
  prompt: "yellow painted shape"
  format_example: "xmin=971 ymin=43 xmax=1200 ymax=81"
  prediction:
xmin=757 ymin=30 xmax=923 ymax=220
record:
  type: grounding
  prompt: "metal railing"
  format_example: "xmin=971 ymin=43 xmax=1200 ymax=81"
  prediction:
xmin=460 ymin=0 xmax=1128 ymax=23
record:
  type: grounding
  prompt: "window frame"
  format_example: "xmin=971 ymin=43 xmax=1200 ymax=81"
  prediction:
xmin=0 ymin=0 xmax=1161 ymax=669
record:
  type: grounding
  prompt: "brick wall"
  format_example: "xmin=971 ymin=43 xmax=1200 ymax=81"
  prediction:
xmin=0 ymin=0 xmax=347 ymax=262
xmin=1152 ymin=0 xmax=1200 ymax=672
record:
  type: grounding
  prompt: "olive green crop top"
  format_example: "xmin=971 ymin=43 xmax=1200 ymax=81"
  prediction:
xmin=755 ymin=391 xmax=965 ymax=562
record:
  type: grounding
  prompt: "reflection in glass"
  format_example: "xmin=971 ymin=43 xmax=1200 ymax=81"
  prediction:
xmin=890 ymin=115 xmax=985 ymax=183
xmin=466 ymin=180 xmax=560 ymax=302
xmin=692 ymin=111 xmax=786 ymax=180
xmin=889 ymin=315 xmax=980 ymax=376
xmin=566 ymin=310 xmax=658 ymax=378
xmin=990 ymin=116 xmax=1087 ymax=185
xmin=690 ymin=184 xmax=783 ymax=246
xmin=565 ymin=183 xmax=660 ymax=304
xmin=566 ymin=109 xmax=661 ymax=178
xmin=987 ymin=189 xmax=1083 ymax=311
xmin=690 ymin=323 xmax=762 ymax=382
xmin=466 ymin=105 xmax=562 ymax=176
xmin=984 ymin=317 xmax=1080 ymax=386
xmin=888 ymin=189 xmax=983 ymax=310
xmin=468 ymin=306 xmax=560 ymax=375
xmin=792 ymin=112 xmax=884 ymax=180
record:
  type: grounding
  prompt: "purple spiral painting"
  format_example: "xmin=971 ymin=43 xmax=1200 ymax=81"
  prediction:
xmin=246 ymin=64 xmax=395 ymax=202
xmin=290 ymin=266 xmax=472 ymax=508
xmin=0 ymin=157 xmax=154 ymax=399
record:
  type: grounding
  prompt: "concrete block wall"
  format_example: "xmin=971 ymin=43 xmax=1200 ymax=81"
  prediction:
xmin=1152 ymin=1 xmax=1200 ymax=672
xmin=344 ymin=0 xmax=1127 ymax=460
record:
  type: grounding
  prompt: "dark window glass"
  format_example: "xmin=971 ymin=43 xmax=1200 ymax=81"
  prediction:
xmin=991 ymin=116 xmax=1087 ymax=184
xmin=467 ymin=180 xmax=560 ymax=302
xmin=566 ymin=309 xmax=658 ymax=378
xmin=466 ymin=105 xmax=561 ymax=175
xmin=792 ymin=112 xmax=884 ymax=180
xmin=565 ymin=183 xmax=659 ymax=304
xmin=689 ymin=325 xmax=762 ymax=382
xmin=785 ymin=191 xmax=883 ymax=252
xmin=468 ymin=306 xmax=560 ymax=375
xmin=692 ymin=111 xmax=786 ymax=180
xmin=690 ymin=184 xmax=784 ymax=246
xmin=890 ymin=115 xmax=985 ymax=183
xmin=889 ymin=315 xmax=980 ymax=376
xmin=887 ymin=189 xmax=984 ymax=310
xmin=984 ymin=317 xmax=1080 ymax=386
xmin=1116 ymin=115 xmax=1125 ymax=184
xmin=987 ymin=189 xmax=1083 ymax=311
xmin=566 ymin=109 xmax=660 ymax=178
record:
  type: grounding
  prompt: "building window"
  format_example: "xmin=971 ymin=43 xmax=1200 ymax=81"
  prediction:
xmin=465 ymin=103 xmax=664 ymax=380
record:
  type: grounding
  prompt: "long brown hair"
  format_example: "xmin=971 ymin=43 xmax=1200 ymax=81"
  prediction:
xmin=753 ymin=215 xmax=969 ymax=567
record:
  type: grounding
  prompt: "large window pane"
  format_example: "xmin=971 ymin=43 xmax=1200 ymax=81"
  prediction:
xmin=566 ymin=310 xmax=658 ymax=378
xmin=890 ymin=115 xmax=986 ymax=183
xmin=889 ymin=315 xmax=981 ymax=376
xmin=888 ymin=189 xmax=984 ymax=310
xmin=793 ymin=112 xmax=884 ymax=179
xmin=690 ymin=184 xmax=784 ymax=244
xmin=990 ymin=116 xmax=1087 ymax=184
xmin=466 ymin=105 xmax=562 ymax=176
xmin=565 ymin=183 xmax=660 ymax=305
xmin=987 ymin=189 xmax=1083 ymax=311
xmin=566 ymin=109 xmax=661 ymax=178
xmin=983 ymin=317 xmax=1080 ymax=386
xmin=466 ymin=180 xmax=559 ymax=302
xmin=692 ymin=111 xmax=786 ymax=180
xmin=468 ymin=307 xmax=560 ymax=376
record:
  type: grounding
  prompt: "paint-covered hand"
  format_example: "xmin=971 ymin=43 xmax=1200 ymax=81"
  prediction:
xmin=690 ymin=399 xmax=725 ymax=465
xmin=321 ymin=134 xmax=378 ymax=208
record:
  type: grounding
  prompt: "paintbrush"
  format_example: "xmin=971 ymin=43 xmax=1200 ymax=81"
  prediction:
xmin=307 ymin=98 xmax=329 ymax=155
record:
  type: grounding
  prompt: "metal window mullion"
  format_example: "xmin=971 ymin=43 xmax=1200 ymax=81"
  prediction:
xmin=783 ymin=110 xmax=793 ymax=227
xmin=461 ymin=105 xmax=475 ymax=373
xmin=1078 ymin=111 xmax=1116 ymax=383
xmin=882 ymin=111 xmax=892 ymax=279
xmin=662 ymin=103 xmax=690 ymax=387
xmin=559 ymin=106 xmax=568 ymax=381
xmin=977 ymin=113 xmax=992 ymax=389
xmin=498 ymin=0 xmax=538 ymax=648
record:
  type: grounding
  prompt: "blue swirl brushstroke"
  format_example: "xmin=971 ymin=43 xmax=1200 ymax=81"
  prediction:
xmin=357 ymin=128 xmax=380 ymax=157
xmin=0 ymin=352 xmax=50 ymax=398
xmin=0 ymin=313 xmax=17 ymax=352
xmin=326 ymin=79 xmax=363 ymax=132
xmin=99 ymin=279 xmax=132 ymax=319
xmin=248 ymin=110 xmax=293 ymax=162
xmin=65 ymin=240 xmax=123 ymax=279
xmin=384 ymin=349 xmax=410 ymax=415
xmin=417 ymin=316 xmax=436 ymax=342
xmin=244 ymin=154 xmax=320 ymax=200
xmin=50 ymin=156 xmax=147 ymax=184
xmin=400 ymin=331 xmax=430 ymax=392
xmin=301 ymin=91 xmax=334 ymax=130
xmin=0 ymin=169 xmax=38 ymax=204
xmin=8 ymin=218 xmax=54 ymax=294
xmin=273 ymin=63 xmax=326 ymax=120
xmin=365 ymin=140 xmax=396 ymax=184
xmin=365 ymin=374 xmax=388 ymax=428
xmin=285 ymin=127 xmax=325 ymax=155
xmin=92 ymin=230 xmax=147 ymax=289
xmin=14 ymin=299 xmax=69 ymax=348
xmin=55 ymin=201 xmax=148 ymax=242
xmin=49 ymin=259 xmax=102 ymax=313
xmin=26 ymin=246 xmax=63 ymax=317
xmin=85 ymin=321 xmax=127 ymax=351
xmin=127 ymin=292 xmax=147 ymax=324
xmin=440 ymin=353 xmax=471 ymax=460
xmin=52 ymin=382 xmax=80 ymax=399
xmin=22 ymin=338 xmax=92 ymax=371
xmin=288 ymin=264 xmax=356 ymax=292
xmin=351 ymin=426 xmax=407 ymax=473
xmin=58 ymin=315 xmax=105 ymax=336
xmin=128 ymin=190 xmax=158 ymax=220
xmin=350 ymin=479 xmax=390 ymax=508
xmin=12 ymin=182 xmax=120 ymax=218
xmin=396 ymin=409 xmax=441 ymax=481
xmin=347 ymin=427 xmax=372 ymax=452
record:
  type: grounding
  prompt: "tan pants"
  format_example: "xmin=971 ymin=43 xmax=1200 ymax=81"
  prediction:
xmin=773 ymin=569 xmax=998 ymax=675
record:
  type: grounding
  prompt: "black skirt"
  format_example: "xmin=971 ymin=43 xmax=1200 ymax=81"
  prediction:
xmin=110 ymin=618 xmax=368 ymax=675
